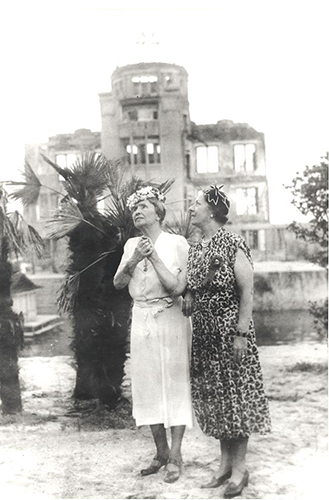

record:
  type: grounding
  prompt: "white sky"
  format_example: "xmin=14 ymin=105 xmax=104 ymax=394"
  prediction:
xmin=1 ymin=0 xmax=328 ymax=223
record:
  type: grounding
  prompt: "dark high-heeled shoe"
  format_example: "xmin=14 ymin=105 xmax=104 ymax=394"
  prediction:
xmin=201 ymin=468 xmax=232 ymax=488
xmin=223 ymin=470 xmax=249 ymax=499
xmin=140 ymin=455 xmax=168 ymax=476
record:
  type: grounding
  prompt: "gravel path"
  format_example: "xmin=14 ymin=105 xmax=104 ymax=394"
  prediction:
xmin=0 ymin=342 xmax=327 ymax=499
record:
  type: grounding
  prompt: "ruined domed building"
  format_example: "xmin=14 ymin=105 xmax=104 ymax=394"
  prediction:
xmin=25 ymin=62 xmax=311 ymax=270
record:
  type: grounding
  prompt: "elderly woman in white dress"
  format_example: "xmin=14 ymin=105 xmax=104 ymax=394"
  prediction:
xmin=113 ymin=186 xmax=193 ymax=483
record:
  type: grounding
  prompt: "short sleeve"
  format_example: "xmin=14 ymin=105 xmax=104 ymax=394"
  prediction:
xmin=228 ymin=234 xmax=253 ymax=269
xmin=155 ymin=233 xmax=189 ymax=277
xmin=172 ymin=235 xmax=190 ymax=276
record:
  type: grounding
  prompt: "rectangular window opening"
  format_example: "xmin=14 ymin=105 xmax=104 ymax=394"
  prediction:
xmin=66 ymin=154 xmax=77 ymax=168
xmin=236 ymin=187 xmax=258 ymax=215
xmin=156 ymin=144 xmax=161 ymax=163
xmin=196 ymin=146 xmax=218 ymax=173
xmin=234 ymin=144 xmax=256 ymax=172
xmin=139 ymin=144 xmax=146 ymax=164
xmin=123 ymin=139 xmax=161 ymax=166
xmin=128 ymin=109 xmax=138 ymax=121
xmin=147 ymin=143 xmax=155 ymax=164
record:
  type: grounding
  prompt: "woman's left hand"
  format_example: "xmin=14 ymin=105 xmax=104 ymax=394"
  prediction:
xmin=182 ymin=290 xmax=194 ymax=317
xmin=233 ymin=336 xmax=247 ymax=364
xmin=145 ymin=239 xmax=159 ymax=263
xmin=141 ymin=236 xmax=154 ymax=258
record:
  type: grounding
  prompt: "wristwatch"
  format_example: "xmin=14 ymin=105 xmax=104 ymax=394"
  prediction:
xmin=236 ymin=329 xmax=248 ymax=338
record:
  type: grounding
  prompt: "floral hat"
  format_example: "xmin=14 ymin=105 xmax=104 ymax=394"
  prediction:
xmin=126 ymin=186 xmax=166 ymax=211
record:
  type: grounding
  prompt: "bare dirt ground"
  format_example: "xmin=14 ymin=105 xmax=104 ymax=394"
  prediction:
xmin=0 ymin=341 xmax=327 ymax=500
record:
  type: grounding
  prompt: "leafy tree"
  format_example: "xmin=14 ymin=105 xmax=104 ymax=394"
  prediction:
xmin=0 ymin=185 xmax=44 ymax=414
xmin=286 ymin=155 xmax=328 ymax=336
xmin=10 ymin=153 xmax=174 ymax=410
xmin=286 ymin=156 xmax=328 ymax=267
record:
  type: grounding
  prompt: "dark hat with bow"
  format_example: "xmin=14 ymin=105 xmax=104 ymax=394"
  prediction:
xmin=204 ymin=184 xmax=230 ymax=215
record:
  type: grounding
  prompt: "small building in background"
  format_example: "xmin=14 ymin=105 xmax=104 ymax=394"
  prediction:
xmin=11 ymin=272 xmax=63 ymax=337
xmin=12 ymin=272 xmax=39 ymax=322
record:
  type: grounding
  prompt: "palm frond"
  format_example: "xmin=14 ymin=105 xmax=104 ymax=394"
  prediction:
xmin=0 ymin=187 xmax=45 ymax=258
xmin=41 ymin=152 xmax=113 ymax=209
xmin=57 ymin=273 xmax=80 ymax=313
xmin=104 ymin=203 xmax=135 ymax=244
xmin=103 ymin=158 xmax=128 ymax=198
xmin=105 ymin=196 xmax=130 ymax=226
xmin=68 ymin=153 xmax=108 ymax=202
xmin=9 ymin=161 xmax=42 ymax=206
xmin=46 ymin=199 xmax=108 ymax=240
xmin=103 ymin=158 xmax=122 ymax=192
xmin=102 ymin=177 xmax=176 ymax=245
xmin=46 ymin=200 xmax=86 ymax=239
xmin=124 ymin=177 xmax=175 ymax=196
xmin=8 ymin=211 xmax=45 ymax=258
xmin=165 ymin=208 xmax=196 ymax=240
xmin=0 ymin=188 xmax=21 ymax=255
xmin=1 ymin=211 xmax=22 ymax=256
xmin=157 ymin=179 xmax=175 ymax=195
xmin=103 ymin=176 xmax=145 ymax=244
xmin=40 ymin=153 xmax=72 ymax=180
xmin=25 ymin=225 xmax=45 ymax=258
xmin=57 ymin=250 xmax=116 ymax=313
xmin=0 ymin=185 xmax=9 ymax=225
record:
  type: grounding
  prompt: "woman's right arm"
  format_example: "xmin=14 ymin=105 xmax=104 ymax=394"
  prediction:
xmin=113 ymin=255 xmax=140 ymax=289
xmin=113 ymin=238 xmax=151 ymax=289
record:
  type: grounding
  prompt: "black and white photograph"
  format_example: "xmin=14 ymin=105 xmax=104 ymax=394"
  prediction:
xmin=0 ymin=1 xmax=328 ymax=499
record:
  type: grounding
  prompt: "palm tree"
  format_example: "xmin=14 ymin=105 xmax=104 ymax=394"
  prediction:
xmin=10 ymin=153 xmax=174 ymax=410
xmin=164 ymin=205 xmax=196 ymax=242
xmin=0 ymin=185 xmax=44 ymax=414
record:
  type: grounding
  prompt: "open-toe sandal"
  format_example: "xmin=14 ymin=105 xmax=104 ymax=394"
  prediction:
xmin=164 ymin=458 xmax=182 ymax=483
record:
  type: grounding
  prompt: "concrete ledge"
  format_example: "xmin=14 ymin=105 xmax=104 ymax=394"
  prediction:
xmin=254 ymin=261 xmax=326 ymax=272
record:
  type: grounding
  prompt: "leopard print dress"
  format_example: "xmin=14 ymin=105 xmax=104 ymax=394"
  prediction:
xmin=187 ymin=227 xmax=271 ymax=440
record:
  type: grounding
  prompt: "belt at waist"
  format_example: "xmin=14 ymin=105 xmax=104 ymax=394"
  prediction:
xmin=133 ymin=297 xmax=175 ymax=338
xmin=134 ymin=297 xmax=174 ymax=309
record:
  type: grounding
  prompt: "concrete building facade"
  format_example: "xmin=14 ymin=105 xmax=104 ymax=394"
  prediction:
xmin=99 ymin=62 xmax=270 ymax=229
xmin=99 ymin=62 xmax=191 ymax=215
xmin=24 ymin=61 xmax=316 ymax=268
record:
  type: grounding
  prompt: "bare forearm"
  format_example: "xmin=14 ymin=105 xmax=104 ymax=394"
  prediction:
xmin=113 ymin=257 xmax=139 ymax=289
xmin=237 ymin=289 xmax=253 ymax=331
xmin=234 ymin=249 xmax=254 ymax=333
xmin=148 ymin=254 xmax=185 ymax=296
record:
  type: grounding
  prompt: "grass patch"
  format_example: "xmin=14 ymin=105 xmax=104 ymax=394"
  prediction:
xmin=1 ymin=397 xmax=135 ymax=430
xmin=268 ymin=393 xmax=302 ymax=402
xmin=0 ymin=412 xmax=59 ymax=427
xmin=62 ymin=397 xmax=135 ymax=431
xmin=287 ymin=362 xmax=328 ymax=374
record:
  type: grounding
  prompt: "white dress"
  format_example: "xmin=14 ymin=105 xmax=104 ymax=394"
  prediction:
xmin=117 ymin=231 xmax=194 ymax=428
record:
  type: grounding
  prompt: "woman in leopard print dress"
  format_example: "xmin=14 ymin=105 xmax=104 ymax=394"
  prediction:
xmin=183 ymin=186 xmax=271 ymax=499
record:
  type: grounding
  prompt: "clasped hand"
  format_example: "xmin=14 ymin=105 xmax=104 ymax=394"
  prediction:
xmin=133 ymin=236 xmax=154 ymax=262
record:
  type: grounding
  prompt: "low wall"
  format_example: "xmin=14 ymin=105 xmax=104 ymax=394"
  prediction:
xmin=27 ymin=263 xmax=327 ymax=314
xmin=253 ymin=262 xmax=327 ymax=311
